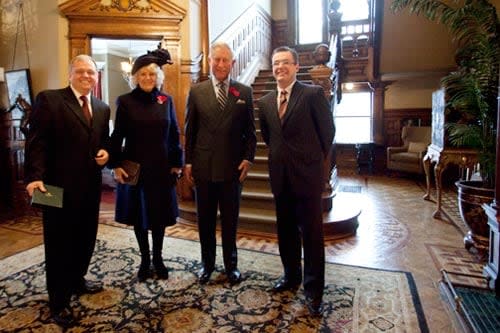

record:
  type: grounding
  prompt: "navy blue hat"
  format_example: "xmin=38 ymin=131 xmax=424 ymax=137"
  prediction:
xmin=131 ymin=44 xmax=173 ymax=74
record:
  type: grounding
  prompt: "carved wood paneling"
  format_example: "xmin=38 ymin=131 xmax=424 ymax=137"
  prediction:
xmin=384 ymin=108 xmax=432 ymax=147
xmin=59 ymin=0 xmax=186 ymax=127
xmin=272 ymin=20 xmax=288 ymax=51
xmin=0 ymin=109 xmax=26 ymax=213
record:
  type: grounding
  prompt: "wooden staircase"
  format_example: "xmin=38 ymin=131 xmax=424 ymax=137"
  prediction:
xmin=178 ymin=67 xmax=360 ymax=239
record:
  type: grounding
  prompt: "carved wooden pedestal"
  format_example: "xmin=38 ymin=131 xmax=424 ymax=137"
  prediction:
xmin=422 ymin=144 xmax=478 ymax=218
xmin=483 ymin=203 xmax=500 ymax=296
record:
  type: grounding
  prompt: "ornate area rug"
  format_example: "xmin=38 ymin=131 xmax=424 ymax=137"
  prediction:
xmin=0 ymin=224 xmax=428 ymax=332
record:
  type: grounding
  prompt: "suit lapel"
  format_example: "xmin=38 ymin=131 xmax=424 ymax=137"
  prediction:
xmin=281 ymin=82 xmax=303 ymax=125
xmin=220 ymin=80 xmax=238 ymax=115
xmin=268 ymin=90 xmax=281 ymax=126
xmin=202 ymin=81 xmax=220 ymax=120
xmin=90 ymin=96 xmax=103 ymax=131
xmin=211 ymin=80 xmax=236 ymax=130
xmin=62 ymin=87 xmax=91 ymax=129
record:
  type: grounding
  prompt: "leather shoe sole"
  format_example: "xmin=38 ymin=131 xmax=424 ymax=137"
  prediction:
xmin=51 ymin=308 xmax=75 ymax=327
xmin=198 ymin=268 xmax=213 ymax=284
xmin=305 ymin=296 xmax=324 ymax=316
xmin=138 ymin=266 xmax=152 ymax=282
xmin=73 ymin=281 xmax=103 ymax=295
xmin=154 ymin=262 xmax=169 ymax=280
xmin=272 ymin=277 xmax=301 ymax=292
xmin=227 ymin=269 xmax=241 ymax=284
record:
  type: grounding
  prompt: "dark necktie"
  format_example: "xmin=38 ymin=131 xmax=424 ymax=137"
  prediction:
xmin=216 ymin=82 xmax=227 ymax=111
xmin=278 ymin=90 xmax=288 ymax=120
xmin=80 ymin=95 xmax=92 ymax=125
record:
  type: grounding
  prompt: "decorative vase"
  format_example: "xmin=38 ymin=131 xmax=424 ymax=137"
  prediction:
xmin=455 ymin=180 xmax=495 ymax=259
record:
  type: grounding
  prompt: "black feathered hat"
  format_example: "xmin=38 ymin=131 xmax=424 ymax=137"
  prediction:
xmin=131 ymin=43 xmax=173 ymax=74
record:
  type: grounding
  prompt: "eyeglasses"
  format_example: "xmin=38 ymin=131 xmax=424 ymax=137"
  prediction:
xmin=272 ymin=60 xmax=296 ymax=67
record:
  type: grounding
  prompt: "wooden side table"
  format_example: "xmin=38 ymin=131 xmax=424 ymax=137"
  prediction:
xmin=422 ymin=144 xmax=478 ymax=218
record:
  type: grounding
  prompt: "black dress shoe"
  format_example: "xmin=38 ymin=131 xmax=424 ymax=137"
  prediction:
xmin=51 ymin=308 xmax=75 ymax=327
xmin=272 ymin=277 xmax=301 ymax=292
xmin=305 ymin=296 xmax=324 ymax=316
xmin=73 ymin=280 xmax=104 ymax=295
xmin=153 ymin=260 xmax=169 ymax=280
xmin=198 ymin=267 xmax=213 ymax=284
xmin=138 ymin=264 xmax=152 ymax=282
xmin=227 ymin=269 xmax=242 ymax=284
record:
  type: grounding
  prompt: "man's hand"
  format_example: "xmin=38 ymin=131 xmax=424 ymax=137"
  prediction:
xmin=95 ymin=149 xmax=109 ymax=166
xmin=26 ymin=180 xmax=45 ymax=197
xmin=171 ymin=167 xmax=183 ymax=177
xmin=238 ymin=160 xmax=252 ymax=182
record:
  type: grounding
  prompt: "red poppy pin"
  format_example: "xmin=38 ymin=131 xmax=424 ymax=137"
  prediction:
xmin=229 ymin=87 xmax=240 ymax=97
xmin=157 ymin=95 xmax=168 ymax=104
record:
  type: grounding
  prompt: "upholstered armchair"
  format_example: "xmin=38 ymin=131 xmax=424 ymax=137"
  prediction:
xmin=387 ymin=126 xmax=432 ymax=174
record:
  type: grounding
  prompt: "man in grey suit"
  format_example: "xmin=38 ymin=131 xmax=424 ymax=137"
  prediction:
xmin=25 ymin=54 xmax=110 ymax=326
xmin=257 ymin=46 xmax=334 ymax=316
xmin=184 ymin=41 xmax=256 ymax=285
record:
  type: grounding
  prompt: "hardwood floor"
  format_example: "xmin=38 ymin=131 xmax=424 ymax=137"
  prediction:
xmin=0 ymin=170 xmax=487 ymax=332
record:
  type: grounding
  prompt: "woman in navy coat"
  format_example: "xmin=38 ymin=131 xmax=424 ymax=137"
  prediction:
xmin=108 ymin=47 xmax=183 ymax=281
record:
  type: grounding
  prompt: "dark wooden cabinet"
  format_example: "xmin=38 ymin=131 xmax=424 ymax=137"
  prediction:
xmin=0 ymin=101 xmax=29 ymax=216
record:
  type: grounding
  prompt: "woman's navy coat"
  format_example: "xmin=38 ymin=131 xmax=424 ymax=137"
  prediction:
xmin=109 ymin=87 xmax=183 ymax=228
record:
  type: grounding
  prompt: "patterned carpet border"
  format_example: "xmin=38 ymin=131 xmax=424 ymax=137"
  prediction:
xmin=0 ymin=223 xmax=428 ymax=332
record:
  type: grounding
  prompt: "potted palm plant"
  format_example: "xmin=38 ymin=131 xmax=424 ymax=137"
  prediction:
xmin=391 ymin=0 xmax=500 ymax=256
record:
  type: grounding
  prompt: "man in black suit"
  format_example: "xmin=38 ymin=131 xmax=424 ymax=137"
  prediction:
xmin=257 ymin=46 xmax=334 ymax=316
xmin=25 ymin=54 xmax=110 ymax=326
xmin=184 ymin=41 xmax=256 ymax=285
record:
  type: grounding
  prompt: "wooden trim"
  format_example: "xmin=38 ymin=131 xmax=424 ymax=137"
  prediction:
xmin=384 ymin=108 xmax=432 ymax=147
xmin=58 ymin=0 xmax=186 ymax=138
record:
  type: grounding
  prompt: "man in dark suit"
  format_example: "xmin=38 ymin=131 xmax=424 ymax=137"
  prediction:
xmin=25 ymin=54 xmax=110 ymax=326
xmin=184 ymin=41 xmax=256 ymax=285
xmin=257 ymin=46 xmax=334 ymax=316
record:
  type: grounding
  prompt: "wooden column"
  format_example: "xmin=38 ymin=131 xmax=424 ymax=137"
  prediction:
xmin=371 ymin=80 xmax=391 ymax=145
xmin=200 ymin=0 xmax=210 ymax=82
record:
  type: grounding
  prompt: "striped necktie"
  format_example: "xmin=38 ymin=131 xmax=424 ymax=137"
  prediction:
xmin=216 ymin=82 xmax=227 ymax=111
xmin=278 ymin=90 xmax=288 ymax=120
xmin=80 ymin=95 xmax=92 ymax=125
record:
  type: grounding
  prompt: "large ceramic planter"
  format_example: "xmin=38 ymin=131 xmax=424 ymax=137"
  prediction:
xmin=455 ymin=180 xmax=495 ymax=258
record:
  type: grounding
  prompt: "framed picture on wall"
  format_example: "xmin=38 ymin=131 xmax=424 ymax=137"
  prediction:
xmin=5 ymin=68 xmax=33 ymax=106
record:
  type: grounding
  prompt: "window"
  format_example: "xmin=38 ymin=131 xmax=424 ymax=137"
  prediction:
xmin=295 ymin=0 xmax=371 ymax=46
xmin=339 ymin=0 xmax=369 ymax=21
xmin=297 ymin=0 xmax=325 ymax=45
xmin=294 ymin=0 xmax=377 ymax=143
xmin=334 ymin=89 xmax=372 ymax=143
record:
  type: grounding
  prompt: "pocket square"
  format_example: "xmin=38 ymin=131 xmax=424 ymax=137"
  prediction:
xmin=236 ymin=99 xmax=246 ymax=104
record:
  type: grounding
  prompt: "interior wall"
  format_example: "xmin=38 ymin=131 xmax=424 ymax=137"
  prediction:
xmin=187 ymin=0 xmax=202 ymax=59
xmin=271 ymin=0 xmax=287 ymax=20
xmin=385 ymin=78 xmax=442 ymax=109
xmin=1 ymin=0 xmax=498 ymax=111
xmin=381 ymin=0 xmax=500 ymax=109
xmin=208 ymin=0 xmax=271 ymax=41
xmin=92 ymin=53 xmax=130 ymax=122
xmin=1 ymin=0 xmax=67 ymax=100
xmin=380 ymin=6 xmax=455 ymax=74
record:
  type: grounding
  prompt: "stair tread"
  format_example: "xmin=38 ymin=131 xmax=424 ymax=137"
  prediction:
xmin=178 ymin=200 xmax=276 ymax=222
xmin=242 ymin=188 xmax=274 ymax=198
xmin=177 ymin=67 xmax=358 ymax=238
xmin=247 ymin=170 xmax=268 ymax=178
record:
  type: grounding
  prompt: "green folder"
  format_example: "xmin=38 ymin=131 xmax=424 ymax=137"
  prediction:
xmin=31 ymin=185 xmax=64 ymax=208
